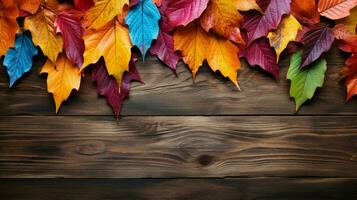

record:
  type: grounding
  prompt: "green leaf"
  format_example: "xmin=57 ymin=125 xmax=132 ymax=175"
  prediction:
xmin=287 ymin=51 xmax=327 ymax=111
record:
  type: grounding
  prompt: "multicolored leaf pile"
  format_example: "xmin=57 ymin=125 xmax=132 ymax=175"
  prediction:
xmin=0 ymin=0 xmax=356 ymax=117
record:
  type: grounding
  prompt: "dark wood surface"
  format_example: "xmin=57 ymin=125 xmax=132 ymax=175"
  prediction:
xmin=0 ymin=46 xmax=356 ymax=199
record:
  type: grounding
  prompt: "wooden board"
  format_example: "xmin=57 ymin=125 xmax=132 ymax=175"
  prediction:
xmin=1 ymin=178 xmax=356 ymax=200
xmin=0 ymin=47 xmax=356 ymax=116
xmin=1 ymin=116 xmax=356 ymax=178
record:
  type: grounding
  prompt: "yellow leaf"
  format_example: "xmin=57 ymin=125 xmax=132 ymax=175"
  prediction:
xmin=0 ymin=5 xmax=18 ymax=57
xmin=82 ymin=18 xmax=131 ymax=87
xmin=200 ymin=0 xmax=244 ymax=43
xmin=24 ymin=1 xmax=63 ymax=63
xmin=174 ymin=21 xmax=240 ymax=87
xmin=337 ymin=6 xmax=357 ymax=33
xmin=174 ymin=21 xmax=210 ymax=77
xmin=267 ymin=15 xmax=302 ymax=61
xmin=207 ymin=36 xmax=240 ymax=88
xmin=40 ymin=54 xmax=81 ymax=113
xmin=86 ymin=0 xmax=129 ymax=30
xmin=234 ymin=0 xmax=261 ymax=11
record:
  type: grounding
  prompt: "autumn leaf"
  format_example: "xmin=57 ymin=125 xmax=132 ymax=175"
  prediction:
xmin=318 ymin=0 xmax=357 ymax=20
xmin=174 ymin=21 xmax=209 ymax=76
xmin=24 ymin=0 xmax=63 ymax=63
xmin=234 ymin=0 xmax=260 ymax=11
xmin=82 ymin=18 xmax=132 ymax=87
xmin=150 ymin=30 xmax=181 ymax=71
xmin=240 ymin=37 xmax=279 ymax=79
xmin=0 ymin=4 xmax=19 ymax=57
xmin=291 ymin=0 xmax=320 ymax=25
xmin=18 ymin=0 xmax=40 ymax=14
xmin=288 ymin=51 xmax=327 ymax=110
xmin=242 ymin=0 xmax=291 ymax=44
xmin=300 ymin=25 xmax=334 ymax=68
xmin=74 ymin=0 xmax=93 ymax=11
xmin=166 ymin=0 xmax=209 ymax=30
xmin=92 ymin=59 xmax=141 ymax=118
xmin=336 ymin=6 xmax=357 ymax=32
xmin=267 ymin=15 xmax=302 ymax=61
xmin=200 ymin=0 xmax=245 ymax=44
xmin=3 ymin=32 xmax=38 ymax=87
xmin=343 ymin=54 xmax=357 ymax=101
xmin=125 ymin=0 xmax=160 ymax=58
xmin=85 ymin=0 xmax=129 ymax=30
xmin=174 ymin=21 xmax=240 ymax=86
xmin=40 ymin=54 xmax=81 ymax=113
xmin=55 ymin=8 xmax=85 ymax=67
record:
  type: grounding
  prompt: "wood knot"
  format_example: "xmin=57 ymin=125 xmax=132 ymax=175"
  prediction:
xmin=75 ymin=141 xmax=106 ymax=156
xmin=197 ymin=155 xmax=214 ymax=166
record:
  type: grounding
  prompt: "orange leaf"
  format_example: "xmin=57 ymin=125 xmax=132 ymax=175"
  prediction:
xmin=0 ymin=4 xmax=18 ymax=57
xmin=318 ymin=0 xmax=357 ymax=20
xmin=24 ymin=0 xmax=63 ymax=63
xmin=85 ymin=0 xmax=129 ymax=30
xmin=200 ymin=0 xmax=244 ymax=43
xmin=40 ymin=54 xmax=81 ymax=113
xmin=18 ymin=0 xmax=40 ymax=14
xmin=82 ymin=18 xmax=132 ymax=87
xmin=174 ymin=21 xmax=240 ymax=87
xmin=291 ymin=0 xmax=320 ymax=25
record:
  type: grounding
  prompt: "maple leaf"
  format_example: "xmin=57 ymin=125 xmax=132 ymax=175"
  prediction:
xmin=3 ymin=32 xmax=38 ymax=87
xmin=242 ymin=0 xmax=291 ymax=44
xmin=267 ymin=15 xmax=302 ymax=61
xmin=150 ymin=30 xmax=181 ymax=71
xmin=40 ymin=54 xmax=81 ymax=113
xmin=24 ymin=0 xmax=63 ymax=63
xmin=240 ymin=37 xmax=279 ymax=79
xmin=165 ymin=0 xmax=209 ymax=30
xmin=55 ymin=8 xmax=85 ymax=68
xmin=82 ymin=18 xmax=132 ymax=88
xmin=174 ymin=21 xmax=240 ymax=86
xmin=318 ymin=0 xmax=357 ymax=20
xmin=200 ymin=0 xmax=246 ymax=44
xmin=85 ymin=0 xmax=129 ymax=30
xmin=125 ymin=0 xmax=160 ymax=58
xmin=74 ymin=0 xmax=93 ymax=11
xmin=92 ymin=59 xmax=142 ymax=118
xmin=291 ymin=0 xmax=320 ymax=25
xmin=300 ymin=25 xmax=335 ymax=68
xmin=288 ymin=51 xmax=327 ymax=110
xmin=0 ymin=4 xmax=19 ymax=57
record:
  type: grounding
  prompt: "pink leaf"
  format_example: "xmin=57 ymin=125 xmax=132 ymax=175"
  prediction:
xmin=242 ymin=0 xmax=291 ymax=44
xmin=150 ymin=30 xmax=181 ymax=71
xmin=240 ymin=37 xmax=279 ymax=79
xmin=92 ymin=59 xmax=142 ymax=118
xmin=301 ymin=25 xmax=334 ymax=68
xmin=55 ymin=8 xmax=85 ymax=68
xmin=166 ymin=0 xmax=209 ymax=30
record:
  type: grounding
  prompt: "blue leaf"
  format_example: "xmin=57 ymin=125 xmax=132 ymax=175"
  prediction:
xmin=125 ymin=0 xmax=160 ymax=59
xmin=3 ymin=33 xmax=38 ymax=87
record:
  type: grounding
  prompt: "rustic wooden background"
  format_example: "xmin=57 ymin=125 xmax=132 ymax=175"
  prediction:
xmin=0 ymin=46 xmax=356 ymax=199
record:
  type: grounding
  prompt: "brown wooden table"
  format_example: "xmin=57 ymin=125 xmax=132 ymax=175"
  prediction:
xmin=0 ymin=46 xmax=356 ymax=199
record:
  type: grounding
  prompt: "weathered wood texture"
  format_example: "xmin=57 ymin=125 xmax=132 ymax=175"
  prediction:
xmin=0 ymin=116 xmax=356 ymax=178
xmin=0 ymin=47 xmax=356 ymax=116
xmin=1 ymin=178 xmax=356 ymax=200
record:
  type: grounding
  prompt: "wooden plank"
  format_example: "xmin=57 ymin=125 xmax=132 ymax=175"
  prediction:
xmin=0 ymin=47 xmax=356 ymax=116
xmin=0 ymin=116 xmax=356 ymax=178
xmin=0 ymin=178 xmax=356 ymax=200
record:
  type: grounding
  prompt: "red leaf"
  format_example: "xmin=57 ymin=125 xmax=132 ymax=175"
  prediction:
xmin=242 ymin=0 xmax=291 ymax=44
xmin=92 ymin=59 xmax=142 ymax=118
xmin=74 ymin=0 xmax=93 ymax=11
xmin=165 ymin=0 xmax=209 ymax=30
xmin=240 ymin=37 xmax=279 ymax=79
xmin=150 ymin=30 xmax=181 ymax=71
xmin=301 ymin=25 xmax=335 ymax=68
xmin=55 ymin=8 xmax=85 ymax=68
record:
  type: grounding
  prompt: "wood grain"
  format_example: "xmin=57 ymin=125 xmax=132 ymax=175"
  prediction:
xmin=0 ymin=47 xmax=356 ymax=116
xmin=0 ymin=116 xmax=356 ymax=178
xmin=0 ymin=178 xmax=356 ymax=200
